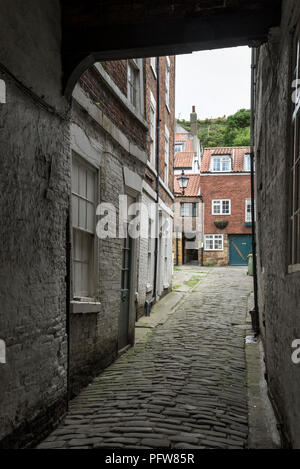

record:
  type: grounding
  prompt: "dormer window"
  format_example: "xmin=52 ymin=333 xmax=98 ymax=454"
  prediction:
xmin=175 ymin=142 xmax=185 ymax=153
xmin=244 ymin=154 xmax=251 ymax=172
xmin=211 ymin=155 xmax=232 ymax=172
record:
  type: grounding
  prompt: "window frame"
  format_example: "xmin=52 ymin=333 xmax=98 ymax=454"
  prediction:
xmin=244 ymin=154 xmax=251 ymax=172
xmin=180 ymin=202 xmax=198 ymax=218
xmin=150 ymin=57 xmax=157 ymax=78
xmin=204 ymin=234 xmax=224 ymax=251
xmin=165 ymin=56 xmax=170 ymax=112
xmin=127 ymin=59 xmax=140 ymax=111
xmin=210 ymin=155 xmax=232 ymax=173
xmin=288 ymin=29 xmax=300 ymax=272
xmin=174 ymin=141 xmax=185 ymax=153
xmin=212 ymin=199 xmax=231 ymax=216
xmin=164 ymin=126 xmax=170 ymax=186
xmin=72 ymin=154 xmax=97 ymax=300
xmin=149 ymin=91 xmax=156 ymax=167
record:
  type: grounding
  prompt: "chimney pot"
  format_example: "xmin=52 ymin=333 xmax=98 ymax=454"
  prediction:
xmin=192 ymin=106 xmax=195 ymax=112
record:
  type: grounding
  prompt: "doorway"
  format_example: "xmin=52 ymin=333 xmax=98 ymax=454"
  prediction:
xmin=118 ymin=230 xmax=132 ymax=351
xmin=229 ymin=234 xmax=252 ymax=266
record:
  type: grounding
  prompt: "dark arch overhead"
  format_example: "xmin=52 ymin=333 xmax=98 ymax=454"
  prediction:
xmin=61 ymin=0 xmax=282 ymax=96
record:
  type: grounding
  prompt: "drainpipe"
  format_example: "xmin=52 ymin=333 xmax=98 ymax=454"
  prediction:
xmin=153 ymin=57 xmax=160 ymax=303
xmin=250 ymin=47 xmax=260 ymax=335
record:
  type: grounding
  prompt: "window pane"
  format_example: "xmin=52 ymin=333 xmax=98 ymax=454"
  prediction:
xmin=81 ymin=262 xmax=89 ymax=297
xmin=72 ymin=161 xmax=79 ymax=193
xmin=79 ymin=165 xmax=87 ymax=197
xmin=213 ymin=201 xmax=221 ymax=214
xmin=72 ymin=195 xmax=79 ymax=228
xmin=87 ymin=170 xmax=95 ymax=201
xmin=79 ymin=198 xmax=87 ymax=230
xmin=73 ymin=261 xmax=81 ymax=297
xmin=213 ymin=158 xmax=220 ymax=171
xmin=223 ymin=200 xmax=230 ymax=214
xmin=87 ymin=202 xmax=95 ymax=233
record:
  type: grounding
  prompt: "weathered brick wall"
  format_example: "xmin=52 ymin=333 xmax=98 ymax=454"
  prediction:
xmin=201 ymin=175 xmax=252 ymax=235
xmin=102 ymin=60 xmax=128 ymax=96
xmin=0 ymin=0 xmax=69 ymax=448
xmin=255 ymin=0 xmax=300 ymax=447
xmin=80 ymin=64 xmax=146 ymax=151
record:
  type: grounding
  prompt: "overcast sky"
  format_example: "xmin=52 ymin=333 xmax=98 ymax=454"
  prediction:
xmin=175 ymin=46 xmax=251 ymax=121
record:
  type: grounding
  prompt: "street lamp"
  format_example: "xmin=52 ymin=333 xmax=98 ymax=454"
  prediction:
xmin=177 ymin=170 xmax=189 ymax=195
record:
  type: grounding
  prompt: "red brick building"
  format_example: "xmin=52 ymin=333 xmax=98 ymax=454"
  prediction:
xmin=200 ymin=146 xmax=253 ymax=266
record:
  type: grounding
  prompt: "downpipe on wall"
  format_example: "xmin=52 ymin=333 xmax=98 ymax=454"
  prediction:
xmin=250 ymin=47 xmax=260 ymax=336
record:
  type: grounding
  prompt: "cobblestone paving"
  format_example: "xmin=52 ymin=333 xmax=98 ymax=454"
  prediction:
xmin=38 ymin=267 xmax=253 ymax=449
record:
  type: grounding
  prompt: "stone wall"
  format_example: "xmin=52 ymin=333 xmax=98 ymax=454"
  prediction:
xmin=0 ymin=0 xmax=70 ymax=448
xmin=203 ymin=235 xmax=229 ymax=266
xmin=255 ymin=0 xmax=300 ymax=447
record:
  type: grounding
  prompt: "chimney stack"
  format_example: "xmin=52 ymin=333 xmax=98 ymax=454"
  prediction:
xmin=190 ymin=106 xmax=198 ymax=137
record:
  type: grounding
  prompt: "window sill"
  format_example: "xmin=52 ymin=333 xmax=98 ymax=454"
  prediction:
xmin=71 ymin=300 xmax=101 ymax=314
xmin=288 ymin=264 xmax=300 ymax=274
xmin=212 ymin=214 xmax=231 ymax=216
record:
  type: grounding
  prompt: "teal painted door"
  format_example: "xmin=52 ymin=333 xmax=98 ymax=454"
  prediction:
xmin=229 ymin=235 xmax=252 ymax=266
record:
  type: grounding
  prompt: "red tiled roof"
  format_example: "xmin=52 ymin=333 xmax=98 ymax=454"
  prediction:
xmin=174 ymin=174 xmax=201 ymax=197
xmin=200 ymin=146 xmax=251 ymax=173
xmin=174 ymin=152 xmax=194 ymax=168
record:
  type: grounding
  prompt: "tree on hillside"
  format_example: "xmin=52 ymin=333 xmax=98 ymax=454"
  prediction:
xmin=177 ymin=109 xmax=251 ymax=148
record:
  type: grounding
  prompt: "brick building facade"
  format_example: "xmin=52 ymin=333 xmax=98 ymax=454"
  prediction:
xmin=200 ymin=147 xmax=253 ymax=266
xmin=69 ymin=59 xmax=148 ymax=396
xmin=136 ymin=56 xmax=175 ymax=318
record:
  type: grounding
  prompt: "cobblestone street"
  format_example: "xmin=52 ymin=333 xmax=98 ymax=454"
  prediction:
xmin=39 ymin=267 xmax=254 ymax=449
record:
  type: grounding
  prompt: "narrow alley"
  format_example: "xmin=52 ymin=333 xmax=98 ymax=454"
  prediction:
xmin=38 ymin=267 xmax=267 ymax=450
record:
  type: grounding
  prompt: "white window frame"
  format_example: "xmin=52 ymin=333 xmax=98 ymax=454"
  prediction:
xmin=147 ymin=217 xmax=153 ymax=285
xmin=165 ymin=56 xmax=170 ymax=111
xmin=164 ymin=126 xmax=170 ymax=186
xmin=212 ymin=199 xmax=231 ymax=216
xmin=127 ymin=60 xmax=140 ymax=111
xmin=244 ymin=154 xmax=251 ymax=172
xmin=288 ymin=31 xmax=300 ymax=271
xmin=150 ymin=91 xmax=156 ymax=167
xmin=175 ymin=141 xmax=185 ymax=153
xmin=180 ymin=203 xmax=198 ymax=218
xmin=150 ymin=57 xmax=157 ymax=78
xmin=211 ymin=155 xmax=232 ymax=172
xmin=72 ymin=155 xmax=97 ymax=299
xmin=204 ymin=234 xmax=224 ymax=251
xmin=245 ymin=199 xmax=256 ymax=223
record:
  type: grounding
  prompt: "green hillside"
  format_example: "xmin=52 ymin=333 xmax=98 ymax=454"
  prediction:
xmin=178 ymin=109 xmax=251 ymax=149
